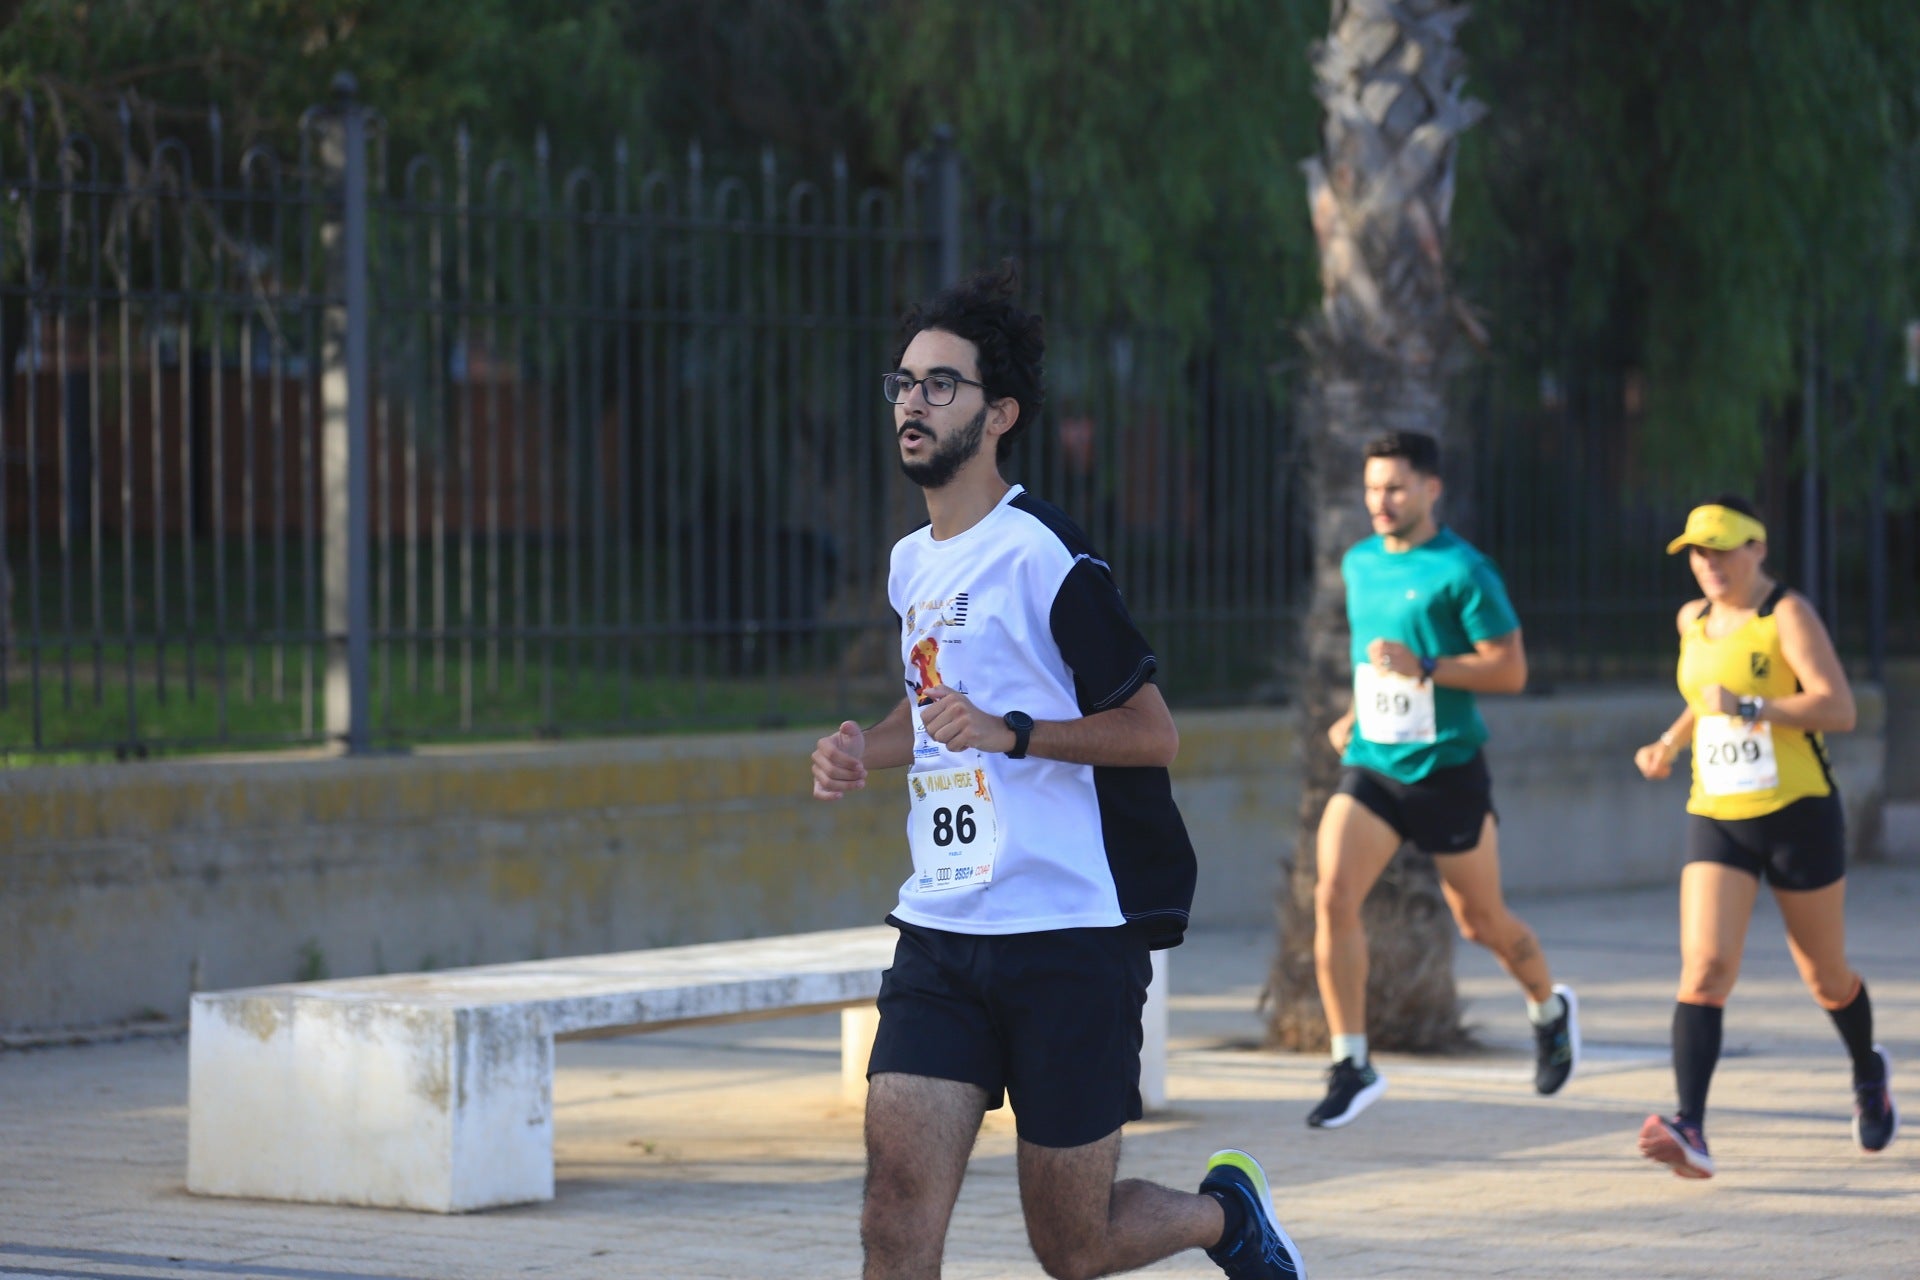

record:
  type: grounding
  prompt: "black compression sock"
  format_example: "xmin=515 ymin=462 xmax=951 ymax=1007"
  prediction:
xmin=1827 ymin=979 xmax=1881 ymax=1083
xmin=1203 ymin=1187 xmax=1247 ymax=1251
xmin=1673 ymin=1001 xmax=1724 ymax=1126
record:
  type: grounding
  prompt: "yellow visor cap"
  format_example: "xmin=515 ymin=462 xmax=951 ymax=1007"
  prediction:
xmin=1666 ymin=505 xmax=1767 ymax=555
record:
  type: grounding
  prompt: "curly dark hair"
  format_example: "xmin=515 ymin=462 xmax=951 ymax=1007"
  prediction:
xmin=891 ymin=260 xmax=1045 ymax=463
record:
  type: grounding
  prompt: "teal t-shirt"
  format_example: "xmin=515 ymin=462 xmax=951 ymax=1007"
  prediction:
xmin=1341 ymin=528 xmax=1520 ymax=782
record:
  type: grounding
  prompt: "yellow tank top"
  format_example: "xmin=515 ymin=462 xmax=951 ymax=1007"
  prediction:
xmin=1677 ymin=585 xmax=1833 ymax=819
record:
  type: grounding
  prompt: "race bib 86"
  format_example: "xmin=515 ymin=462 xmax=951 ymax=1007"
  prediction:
xmin=906 ymin=764 xmax=1002 ymax=893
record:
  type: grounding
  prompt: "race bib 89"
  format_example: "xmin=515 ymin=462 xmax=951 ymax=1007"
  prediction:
xmin=1354 ymin=664 xmax=1438 ymax=745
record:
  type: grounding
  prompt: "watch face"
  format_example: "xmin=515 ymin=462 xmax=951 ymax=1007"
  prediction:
xmin=1003 ymin=710 xmax=1032 ymax=758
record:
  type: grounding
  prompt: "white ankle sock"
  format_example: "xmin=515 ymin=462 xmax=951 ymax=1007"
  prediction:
xmin=1332 ymin=1033 xmax=1368 ymax=1066
xmin=1527 ymin=992 xmax=1565 ymax=1026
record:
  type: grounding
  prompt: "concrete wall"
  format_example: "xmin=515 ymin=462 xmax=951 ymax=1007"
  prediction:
xmin=1883 ymin=659 xmax=1920 ymax=800
xmin=0 ymin=688 xmax=1887 ymax=1033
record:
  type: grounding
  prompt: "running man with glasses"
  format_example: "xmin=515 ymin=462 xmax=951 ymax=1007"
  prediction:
xmin=810 ymin=263 xmax=1306 ymax=1280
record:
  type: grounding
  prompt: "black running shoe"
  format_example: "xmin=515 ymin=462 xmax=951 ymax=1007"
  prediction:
xmin=1854 ymin=1044 xmax=1899 ymax=1153
xmin=1638 ymin=1113 xmax=1714 ymax=1179
xmin=1305 ymin=1057 xmax=1385 ymax=1129
xmin=1533 ymin=983 xmax=1580 ymax=1095
xmin=1200 ymin=1149 xmax=1307 ymax=1280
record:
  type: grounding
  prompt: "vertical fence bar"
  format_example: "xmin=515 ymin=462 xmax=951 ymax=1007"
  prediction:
xmin=825 ymin=155 xmax=846 ymax=712
xmin=0 ymin=117 xmax=10 ymax=725
xmin=471 ymin=135 xmax=501 ymax=699
xmin=12 ymin=96 xmax=39 ymax=744
xmin=208 ymin=106 xmax=229 ymax=738
xmin=1800 ymin=314 xmax=1820 ymax=617
xmin=53 ymin=132 xmax=74 ymax=715
xmin=461 ymin=152 xmax=480 ymax=704
xmin=612 ymin=138 xmax=633 ymax=723
xmin=559 ymin=162 xmax=589 ymax=724
xmin=177 ymin=138 xmax=198 ymax=707
xmin=639 ymin=163 xmax=665 ymax=698
xmin=458 ymin=157 xmax=480 ymax=729
xmin=933 ymin=126 xmax=962 ymax=290
xmin=534 ymin=131 xmax=556 ymax=729
xmin=509 ymin=164 xmax=531 ymax=686
xmin=1821 ymin=341 xmax=1839 ymax=646
xmin=238 ymin=147 xmax=262 ymax=704
xmin=682 ymin=142 xmax=704 ymax=713
xmin=87 ymin=128 xmax=106 ymax=709
xmin=146 ymin=138 xmax=168 ymax=715
xmin=1865 ymin=343 xmax=1887 ymax=682
xmin=290 ymin=119 xmax=310 ymax=715
xmin=371 ymin=183 xmax=390 ymax=737
xmin=585 ymin=170 xmax=607 ymax=710
xmin=566 ymin=180 xmax=587 ymax=712
xmin=322 ymin=73 xmax=371 ymax=752
xmin=115 ymin=98 xmax=138 ymax=749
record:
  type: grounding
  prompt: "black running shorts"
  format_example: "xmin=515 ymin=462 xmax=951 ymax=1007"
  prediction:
xmin=867 ymin=917 xmax=1151 ymax=1149
xmin=1335 ymin=751 xmax=1496 ymax=854
xmin=1686 ymin=792 xmax=1846 ymax=891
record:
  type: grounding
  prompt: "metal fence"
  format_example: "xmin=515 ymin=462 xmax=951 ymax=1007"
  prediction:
xmin=4 ymin=85 xmax=1916 ymax=759
xmin=0 ymin=85 xmax=1308 ymax=758
xmin=1454 ymin=321 xmax=1920 ymax=689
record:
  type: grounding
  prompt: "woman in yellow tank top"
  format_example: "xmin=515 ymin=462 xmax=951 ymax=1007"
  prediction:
xmin=1629 ymin=496 xmax=1895 ymax=1177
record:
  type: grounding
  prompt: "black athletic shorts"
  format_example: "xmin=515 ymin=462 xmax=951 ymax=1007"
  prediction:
xmin=1335 ymin=751 xmax=1496 ymax=854
xmin=1686 ymin=792 xmax=1846 ymax=891
xmin=867 ymin=916 xmax=1151 ymax=1149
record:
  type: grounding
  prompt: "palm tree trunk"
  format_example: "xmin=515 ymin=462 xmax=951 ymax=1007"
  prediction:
xmin=1266 ymin=0 xmax=1485 ymax=1053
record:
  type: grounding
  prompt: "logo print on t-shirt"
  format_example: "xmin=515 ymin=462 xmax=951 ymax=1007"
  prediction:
xmin=1750 ymin=653 xmax=1771 ymax=680
xmin=909 ymin=636 xmax=944 ymax=703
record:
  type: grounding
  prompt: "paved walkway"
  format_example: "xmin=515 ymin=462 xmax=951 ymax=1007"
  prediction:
xmin=2 ymin=868 xmax=1917 ymax=1280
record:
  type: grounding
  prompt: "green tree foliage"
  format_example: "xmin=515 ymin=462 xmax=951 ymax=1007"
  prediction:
xmin=0 ymin=0 xmax=647 ymax=165
xmin=1457 ymin=0 xmax=1920 ymax=488
xmin=619 ymin=0 xmax=868 ymax=168
xmin=4 ymin=1 xmax=1916 ymax=482
xmin=836 ymin=0 xmax=1325 ymax=336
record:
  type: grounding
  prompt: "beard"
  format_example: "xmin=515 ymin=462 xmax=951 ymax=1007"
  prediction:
xmin=899 ymin=407 xmax=988 ymax=489
xmin=1374 ymin=506 xmax=1428 ymax=539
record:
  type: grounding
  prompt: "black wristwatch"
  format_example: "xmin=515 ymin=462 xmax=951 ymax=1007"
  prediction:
xmin=1003 ymin=710 xmax=1034 ymax=759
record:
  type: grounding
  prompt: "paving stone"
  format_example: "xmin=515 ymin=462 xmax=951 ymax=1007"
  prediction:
xmin=2 ymin=872 xmax=1916 ymax=1279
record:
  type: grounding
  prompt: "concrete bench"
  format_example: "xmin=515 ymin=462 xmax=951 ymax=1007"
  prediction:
xmin=187 ymin=926 xmax=1170 ymax=1213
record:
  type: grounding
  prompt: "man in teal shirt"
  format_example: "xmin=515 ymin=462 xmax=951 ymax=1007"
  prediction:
xmin=1307 ymin=431 xmax=1580 ymax=1130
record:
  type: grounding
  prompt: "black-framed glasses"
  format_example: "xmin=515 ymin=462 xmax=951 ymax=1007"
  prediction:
xmin=882 ymin=371 xmax=985 ymax=406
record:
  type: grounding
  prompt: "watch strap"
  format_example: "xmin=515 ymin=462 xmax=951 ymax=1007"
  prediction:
xmin=1003 ymin=711 xmax=1033 ymax=759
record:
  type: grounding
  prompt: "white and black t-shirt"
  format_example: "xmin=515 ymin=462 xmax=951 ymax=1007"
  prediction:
xmin=887 ymin=484 xmax=1196 ymax=948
